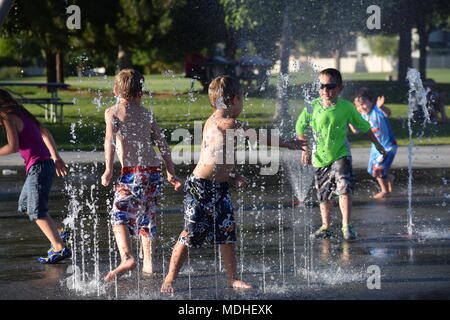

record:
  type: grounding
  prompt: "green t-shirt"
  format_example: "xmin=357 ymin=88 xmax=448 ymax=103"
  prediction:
xmin=295 ymin=97 xmax=371 ymax=168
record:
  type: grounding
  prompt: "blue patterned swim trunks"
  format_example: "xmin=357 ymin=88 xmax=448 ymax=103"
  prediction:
xmin=179 ymin=175 xmax=236 ymax=248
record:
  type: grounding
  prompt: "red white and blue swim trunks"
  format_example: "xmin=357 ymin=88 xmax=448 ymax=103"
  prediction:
xmin=110 ymin=166 xmax=161 ymax=239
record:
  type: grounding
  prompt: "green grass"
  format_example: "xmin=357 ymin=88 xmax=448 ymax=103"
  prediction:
xmin=342 ymin=69 xmax=450 ymax=83
xmin=280 ymin=69 xmax=450 ymax=84
xmin=1 ymin=70 xmax=450 ymax=150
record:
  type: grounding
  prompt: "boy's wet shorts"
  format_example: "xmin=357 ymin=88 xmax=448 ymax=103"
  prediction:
xmin=178 ymin=175 xmax=237 ymax=248
xmin=314 ymin=156 xmax=354 ymax=203
xmin=18 ymin=159 xmax=55 ymax=221
xmin=110 ymin=166 xmax=161 ymax=239
xmin=368 ymin=146 xmax=397 ymax=178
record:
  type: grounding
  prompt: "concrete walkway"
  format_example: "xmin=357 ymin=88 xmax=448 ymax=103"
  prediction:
xmin=1 ymin=145 xmax=449 ymax=169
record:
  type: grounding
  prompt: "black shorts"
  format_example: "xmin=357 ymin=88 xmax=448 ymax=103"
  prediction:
xmin=179 ymin=175 xmax=236 ymax=248
xmin=314 ymin=157 xmax=354 ymax=203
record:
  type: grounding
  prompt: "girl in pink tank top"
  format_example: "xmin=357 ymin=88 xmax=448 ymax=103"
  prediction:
xmin=0 ymin=89 xmax=71 ymax=264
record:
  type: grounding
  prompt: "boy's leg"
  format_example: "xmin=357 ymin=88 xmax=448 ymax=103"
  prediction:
xmin=339 ymin=194 xmax=357 ymax=240
xmin=35 ymin=216 xmax=64 ymax=251
xmin=338 ymin=194 xmax=351 ymax=225
xmin=220 ymin=243 xmax=252 ymax=289
xmin=374 ymin=177 xmax=390 ymax=199
xmin=387 ymin=174 xmax=394 ymax=193
xmin=319 ymin=201 xmax=332 ymax=228
xmin=104 ymin=224 xmax=136 ymax=281
xmin=334 ymin=157 xmax=354 ymax=226
xmin=161 ymin=238 xmax=189 ymax=293
xmin=141 ymin=235 xmax=155 ymax=274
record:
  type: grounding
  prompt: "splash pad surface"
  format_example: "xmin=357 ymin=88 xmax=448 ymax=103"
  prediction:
xmin=1 ymin=160 xmax=449 ymax=300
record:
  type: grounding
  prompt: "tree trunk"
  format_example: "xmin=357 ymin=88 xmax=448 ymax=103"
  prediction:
xmin=117 ymin=45 xmax=133 ymax=71
xmin=397 ymin=6 xmax=413 ymax=83
xmin=274 ymin=6 xmax=291 ymax=121
xmin=224 ymin=30 xmax=237 ymax=60
xmin=333 ymin=49 xmax=342 ymax=71
xmin=417 ymin=18 xmax=429 ymax=80
xmin=56 ymin=51 xmax=64 ymax=83
xmin=45 ymin=50 xmax=57 ymax=92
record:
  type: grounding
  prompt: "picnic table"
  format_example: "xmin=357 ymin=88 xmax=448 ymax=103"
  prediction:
xmin=0 ymin=82 xmax=74 ymax=123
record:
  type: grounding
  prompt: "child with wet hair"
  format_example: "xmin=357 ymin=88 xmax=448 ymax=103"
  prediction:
xmin=351 ymin=88 xmax=397 ymax=199
xmin=0 ymin=89 xmax=70 ymax=263
xmin=101 ymin=69 xmax=182 ymax=281
xmin=161 ymin=75 xmax=306 ymax=293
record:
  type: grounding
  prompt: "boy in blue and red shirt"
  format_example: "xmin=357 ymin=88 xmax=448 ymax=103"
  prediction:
xmin=351 ymin=88 xmax=397 ymax=199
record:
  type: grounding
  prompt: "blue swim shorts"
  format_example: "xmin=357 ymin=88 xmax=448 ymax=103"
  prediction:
xmin=368 ymin=145 xmax=397 ymax=178
xmin=178 ymin=175 xmax=236 ymax=248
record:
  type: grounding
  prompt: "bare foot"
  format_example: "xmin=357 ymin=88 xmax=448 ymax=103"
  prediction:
xmin=230 ymin=279 xmax=253 ymax=290
xmin=142 ymin=264 xmax=157 ymax=275
xmin=160 ymin=280 xmax=175 ymax=293
xmin=373 ymin=192 xmax=390 ymax=199
xmin=104 ymin=257 xmax=136 ymax=282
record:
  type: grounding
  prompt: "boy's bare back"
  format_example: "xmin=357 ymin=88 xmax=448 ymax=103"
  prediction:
xmin=106 ymin=102 xmax=160 ymax=168
xmin=193 ymin=114 xmax=242 ymax=182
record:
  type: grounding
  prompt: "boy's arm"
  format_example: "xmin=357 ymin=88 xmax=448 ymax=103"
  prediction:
xmin=150 ymin=118 xmax=182 ymax=191
xmin=350 ymin=107 xmax=386 ymax=155
xmin=365 ymin=130 xmax=386 ymax=156
xmin=295 ymin=110 xmax=312 ymax=164
xmin=376 ymin=96 xmax=392 ymax=117
xmin=348 ymin=123 xmax=359 ymax=134
xmin=297 ymin=133 xmax=312 ymax=165
xmin=101 ymin=109 xmax=115 ymax=186
xmin=0 ymin=113 xmax=19 ymax=156
xmin=40 ymin=127 xmax=68 ymax=177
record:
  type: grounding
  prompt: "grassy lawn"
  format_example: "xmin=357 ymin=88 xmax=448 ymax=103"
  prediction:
xmin=1 ymin=70 xmax=450 ymax=150
xmin=342 ymin=69 xmax=450 ymax=83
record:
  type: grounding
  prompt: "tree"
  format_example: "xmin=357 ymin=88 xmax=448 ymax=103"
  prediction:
xmin=366 ymin=35 xmax=398 ymax=71
xmin=221 ymin=0 xmax=371 ymax=120
xmin=105 ymin=0 xmax=182 ymax=71
xmin=221 ymin=0 xmax=302 ymax=120
xmin=412 ymin=0 xmax=450 ymax=79
xmin=366 ymin=35 xmax=398 ymax=58
xmin=155 ymin=0 xmax=235 ymax=72
xmin=373 ymin=0 xmax=450 ymax=82
xmin=2 ymin=0 xmax=70 ymax=84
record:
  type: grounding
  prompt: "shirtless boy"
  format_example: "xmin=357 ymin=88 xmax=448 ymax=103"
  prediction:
xmin=101 ymin=69 xmax=182 ymax=281
xmin=161 ymin=76 xmax=306 ymax=293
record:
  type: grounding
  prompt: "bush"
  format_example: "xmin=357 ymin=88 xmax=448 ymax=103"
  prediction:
xmin=0 ymin=66 xmax=23 ymax=79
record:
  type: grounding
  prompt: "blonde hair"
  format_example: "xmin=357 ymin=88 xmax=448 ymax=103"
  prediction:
xmin=208 ymin=76 xmax=242 ymax=110
xmin=115 ymin=69 xmax=144 ymax=99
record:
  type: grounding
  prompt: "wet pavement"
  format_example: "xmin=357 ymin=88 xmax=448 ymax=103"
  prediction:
xmin=0 ymin=153 xmax=450 ymax=300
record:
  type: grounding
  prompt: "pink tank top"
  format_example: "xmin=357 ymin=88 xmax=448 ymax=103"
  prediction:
xmin=12 ymin=111 xmax=51 ymax=174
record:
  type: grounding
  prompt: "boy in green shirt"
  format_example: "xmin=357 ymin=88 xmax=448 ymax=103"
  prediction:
xmin=296 ymin=68 xmax=386 ymax=240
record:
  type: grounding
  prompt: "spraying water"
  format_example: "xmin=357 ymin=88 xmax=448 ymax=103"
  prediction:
xmin=282 ymin=60 xmax=318 ymax=285
xmin=405 ymin=68 xmax=430 ymax=235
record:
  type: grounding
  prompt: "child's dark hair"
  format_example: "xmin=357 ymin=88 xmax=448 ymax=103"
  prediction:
xmin=354 ymin=87 xmax=373 ymax=102
xmin=0 ymin=89 xmax=41 ymax=127
xmin=208 ymin=76 xmax=242 ymax=110
xmin=320 ymin=68 xmax=343 ymax=86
